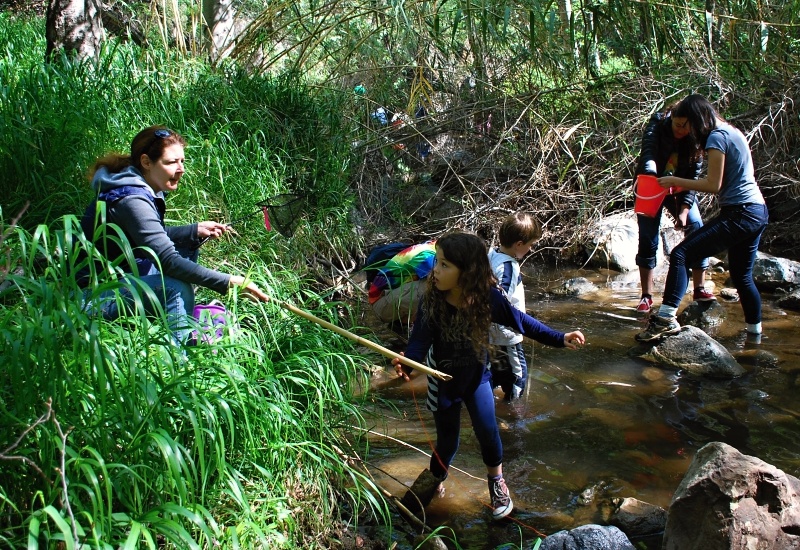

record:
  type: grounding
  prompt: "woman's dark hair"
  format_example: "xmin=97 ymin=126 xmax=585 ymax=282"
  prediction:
xmin=422 ymin=231 xmax=496 ymax=356
xmin=89 ymin=126 xmax=186 ymax=178
xmin=671 ymin=94 xmax=720 ymax=149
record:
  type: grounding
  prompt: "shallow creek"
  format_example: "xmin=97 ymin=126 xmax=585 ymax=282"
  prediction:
xmin=361 ymin=264 xmax=800 ymax=549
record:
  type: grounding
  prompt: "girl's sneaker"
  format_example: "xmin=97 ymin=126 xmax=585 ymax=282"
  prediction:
xmin=489 ymin=476 xmax=513 ymax=520
xmin=693 ymin=288 xmax=716 ymax=302
xmin=636 ymin=296 xmax=653 ymax=313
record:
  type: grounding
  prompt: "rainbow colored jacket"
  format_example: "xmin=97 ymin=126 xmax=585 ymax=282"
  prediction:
xmin=367 ymin=241 xmax=436 ymax=304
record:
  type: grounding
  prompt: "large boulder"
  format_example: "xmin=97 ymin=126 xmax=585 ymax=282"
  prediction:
xmin=583 ymin=211 xmax=683 ymax=272
xmin=663 ymin=441 xmax=800 ymax=550
xmin=630 ymin=326 xmax=745 ymax=379
xmin=540 ymin=524 xmax=636 ymax=550
xmin=752 ymin=252 xmax=800 ymax=289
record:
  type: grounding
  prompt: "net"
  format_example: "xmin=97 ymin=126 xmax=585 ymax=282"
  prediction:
xmin=258 ymin=194 xmax=304 ymax=237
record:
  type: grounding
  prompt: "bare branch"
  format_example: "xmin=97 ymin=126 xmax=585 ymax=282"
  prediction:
xmin=0 ymin=397 xmax=54 ymax=486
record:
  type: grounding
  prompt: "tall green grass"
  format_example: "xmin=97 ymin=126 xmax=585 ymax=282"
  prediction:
xmin=0 ymin=12 xmax=386 ymax=549
xmin=0 ymin=213 xmax=383 ymax=548
xmin=0 ymin=14 xmax=355 ymax=258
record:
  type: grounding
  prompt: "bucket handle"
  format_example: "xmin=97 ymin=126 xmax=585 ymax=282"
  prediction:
xmin=634 ymin=188 xmax=667 ymax=201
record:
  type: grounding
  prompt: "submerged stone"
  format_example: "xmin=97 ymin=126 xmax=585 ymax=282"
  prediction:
xmin=630 ymin=326 xmax=745 ymax=379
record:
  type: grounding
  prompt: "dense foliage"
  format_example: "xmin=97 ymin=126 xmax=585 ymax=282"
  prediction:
xmin=1 ymin=0 xmax=799 ymax=546
xmin=220 ymin=0 xmax=800 ymax=259
xmin=0 ymin=14 xmax=384 ymax=549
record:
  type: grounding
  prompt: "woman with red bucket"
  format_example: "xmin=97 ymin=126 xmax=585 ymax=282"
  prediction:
xmin=636 ymin=94 xmax=768 ymax=344
xmin=633 ymin=99 xmax=715 ymax=313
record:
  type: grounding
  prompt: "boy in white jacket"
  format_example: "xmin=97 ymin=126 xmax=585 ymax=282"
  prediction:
xmin=489 ymin=213 xmax=542 ymax=400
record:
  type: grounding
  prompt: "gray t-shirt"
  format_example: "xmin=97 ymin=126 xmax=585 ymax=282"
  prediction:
xmin=705 ymin=123 xmax=764 ymax=207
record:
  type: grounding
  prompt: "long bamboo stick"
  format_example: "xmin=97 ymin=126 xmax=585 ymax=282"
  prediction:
xmin=276 ymin=300 xmax=452 ymax=381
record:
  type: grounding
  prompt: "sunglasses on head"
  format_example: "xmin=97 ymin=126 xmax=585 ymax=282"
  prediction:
xmin=154 ymin=129 xmax=172 ymax=138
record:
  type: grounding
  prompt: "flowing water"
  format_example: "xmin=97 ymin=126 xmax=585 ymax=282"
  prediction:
xmin=363 ymin=264 xmax=800 ymax=549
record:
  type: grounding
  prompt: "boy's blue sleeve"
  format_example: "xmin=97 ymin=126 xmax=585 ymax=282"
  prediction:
xmin=490 ymin=288 xmax=564 ymax=347
xmin=497 ymin=261 xmax=514 ymax=293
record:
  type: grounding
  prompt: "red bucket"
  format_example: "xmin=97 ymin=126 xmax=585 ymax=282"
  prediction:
xmin=634 ymin=174 xmax=666 ymax=217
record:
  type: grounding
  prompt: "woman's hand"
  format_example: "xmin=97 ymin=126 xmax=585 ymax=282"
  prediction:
xmin=228 ymin=275 xmax=270 ymax=302
xmin=657 ymin=176 xmax=679 ymax=189
xmin=392 ymin=352 xmax=411 ymax=381
xmin=564 ymin=330 xmax=585 ymax=350
xmin=197 ymin=221 xmax=231 ymax=241
xmin=676 ymin=206 xmax=690 ymax=229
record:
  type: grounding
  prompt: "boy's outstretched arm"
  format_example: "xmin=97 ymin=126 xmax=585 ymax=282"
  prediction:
xmin=563 ymin=330 xmax=585 ymax=350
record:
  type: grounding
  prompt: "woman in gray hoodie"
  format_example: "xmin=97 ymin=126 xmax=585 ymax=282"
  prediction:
xmin=80 ymin=125 xmax=268 ymax=343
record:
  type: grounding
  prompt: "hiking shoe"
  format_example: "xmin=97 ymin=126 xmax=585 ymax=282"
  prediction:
xmin=488 ymin=476 xmax=513 ymax=520
xmin=400 ymin=469 xmax=444 ymax=514
xmin=635 ymin=296 xmax=653 ymax=313
xmin=635 ymin=315 xmax=681 ymax=342
xmin=693 ymin=288 xmax=716 ymax=302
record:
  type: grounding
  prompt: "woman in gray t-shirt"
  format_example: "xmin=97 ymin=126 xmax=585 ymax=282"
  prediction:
xmin=636 ymin=94 xmax=769 ymax=344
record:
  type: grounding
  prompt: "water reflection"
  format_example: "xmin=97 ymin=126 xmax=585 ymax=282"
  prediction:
xmin=364 ymin=265 xmax=800 ymax=549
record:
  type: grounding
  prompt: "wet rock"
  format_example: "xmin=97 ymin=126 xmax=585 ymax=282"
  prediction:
xmin=580 ymin=407 xmax=636 ymax=429
xmin=530 ymin=368 xmax=560 ymax=384
xmin=677 ymin=300 xmax=727 ymax=331
xmin=734 ymin=348 xmax=779 ymax=369
xmin=630 ymin=326 xmax=746 ymax=379
xmin=412 ymin=534 xmax=447 ymax=550
xmin=776 ymin=287 xmax=800 ymax=311
xmin=663 ymin=441 xmax=800 ymax=550
xmin=552 ymin=277 xmax=599 ymax=297
xmin=744 ymin=389 xmax=769 ymax=401
xmin=609 ymin=497 xmax=667 ymax=539
xmin=577 ymin=481 xmax=608 ymax=506
xmin=719 ymin=287 xmax=740 ymax=301
xmin=640 ymin=366 xmax=665 ymax=381
xmin=752 ymin=252 xmax=800 ymax=289
xmin=540 ymin=524 xmax=636 ymax=550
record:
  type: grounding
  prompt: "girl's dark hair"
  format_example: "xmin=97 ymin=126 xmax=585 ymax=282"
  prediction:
xmin=498 ymin=212 xmax=542 ymax=248
xmin=671 ymin=94 xmax=720 ymax=150
xmin=89 ymin=126 xmax=186 ymax=178
xmin=422 ymin=231 xmax=496 ymax=356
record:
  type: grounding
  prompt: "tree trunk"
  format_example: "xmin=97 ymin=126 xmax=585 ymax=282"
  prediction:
xmin=203 ymin=0 xmax=236 ymax=63
xmin=584 ymin=5 xmax=601 ymax=78
xmin=45 ymin=0 xmax=103 ymax=62
xmin=704 ymin=0 xmax=714 ymax=56
xmin=559 ymin=0 xmax=579 ymax=66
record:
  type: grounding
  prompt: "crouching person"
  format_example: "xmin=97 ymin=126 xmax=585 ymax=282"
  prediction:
xmin=79 ymin=125 xmax=268 ymax=344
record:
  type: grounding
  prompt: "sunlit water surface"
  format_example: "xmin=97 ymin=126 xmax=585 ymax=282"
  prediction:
xmin=362 ymin=265 xmax=800 ymax=549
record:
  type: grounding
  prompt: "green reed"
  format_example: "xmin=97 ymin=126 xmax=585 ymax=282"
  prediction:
xmin=0 ymin=214 xmax=381 ymax=548
xmin=0 ymin=15 xmax=354 ymax=252
xmin=0 ymin=10 xmax=383 ymax=547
